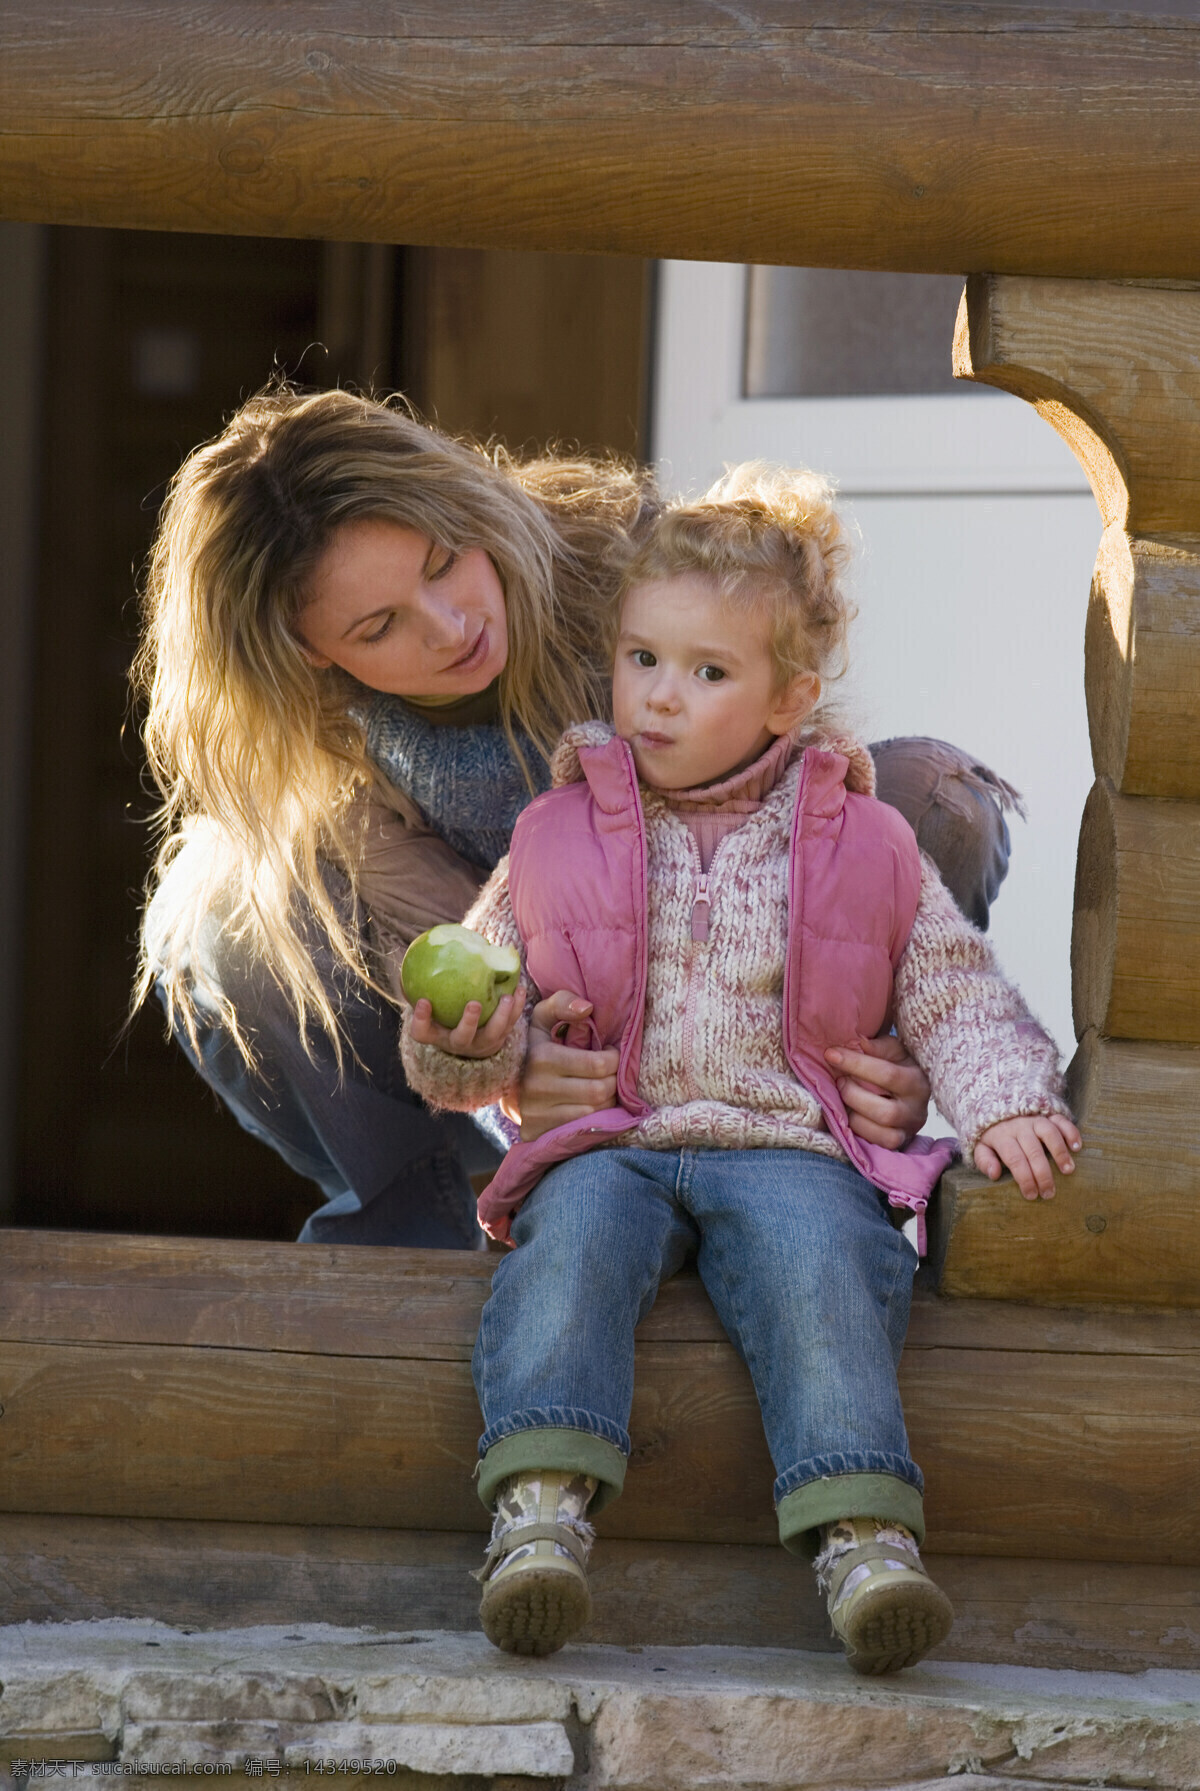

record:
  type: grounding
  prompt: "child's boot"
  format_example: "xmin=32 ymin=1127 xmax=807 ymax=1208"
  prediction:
xmin=815 ymin=1516 xmax=954 ymax=1674
xmin=475 ymin=1470 xmax=597 ymax=1656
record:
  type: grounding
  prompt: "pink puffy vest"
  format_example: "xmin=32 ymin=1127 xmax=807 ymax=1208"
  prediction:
xmin=477 ymin=733 xmax=957 ymax=1243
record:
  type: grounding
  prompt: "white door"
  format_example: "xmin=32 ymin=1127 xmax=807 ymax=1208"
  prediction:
xmin=650 ymin=260 xmax=1099 ymax=1065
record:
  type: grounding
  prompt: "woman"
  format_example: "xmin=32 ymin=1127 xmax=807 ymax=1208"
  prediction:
xmin=136 ymin=386 xmax=1015 ymax=1248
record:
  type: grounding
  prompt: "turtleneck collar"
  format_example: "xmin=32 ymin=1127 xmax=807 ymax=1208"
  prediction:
xmin=659 ymin=728 xmax=799 ymax=814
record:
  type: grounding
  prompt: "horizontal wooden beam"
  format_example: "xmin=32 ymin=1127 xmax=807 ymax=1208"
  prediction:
xmin=0 ymin=1232 xmax=1197 ymax=1566
xmin=2 ymin=1512 xmax=1197 ymax=1672
xmin=1 ymin=6 xmax=1199 ymax=275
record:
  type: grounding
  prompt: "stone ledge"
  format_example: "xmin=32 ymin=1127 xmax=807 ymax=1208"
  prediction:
xmin=0 ymin=1622 xmax=1198 ymax=1790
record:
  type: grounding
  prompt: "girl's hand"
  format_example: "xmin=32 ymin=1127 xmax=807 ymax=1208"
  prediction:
xmin=509 ymin=990 xmax=619 ymax=1142
xmin=825 ymin=1036 xmax=931 ymax=1149
xmin=408 ymin=987 xmax=526 ymax=1060
xmin=974 ymin=1114 xmax=1081 ymax=1200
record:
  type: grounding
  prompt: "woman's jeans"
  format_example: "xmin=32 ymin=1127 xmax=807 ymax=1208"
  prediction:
xmin=146 ymin=848 xmax=502 ymax=1249
xmin=472 ymin=1147 xmax=924 ymax=1553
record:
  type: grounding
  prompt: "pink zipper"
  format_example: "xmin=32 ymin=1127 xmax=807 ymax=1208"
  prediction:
xmin=691 ymin=874 xmax=711 ymax=942
xmin=680 ymin=831 xmax=733 ymax=1103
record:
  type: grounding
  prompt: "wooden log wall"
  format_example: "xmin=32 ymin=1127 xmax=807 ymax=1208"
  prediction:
xmin=932 ymin=275 xmax=1200 ymax=1307
xmin=0 ymin=5 xmax=1199 ymax=279
xmin=0 ymin=1232 xmax=1196 ymax=1598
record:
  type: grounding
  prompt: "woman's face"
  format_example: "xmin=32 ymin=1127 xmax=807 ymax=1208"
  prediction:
xmin=298 ymin=517 xmax=509 ymax=699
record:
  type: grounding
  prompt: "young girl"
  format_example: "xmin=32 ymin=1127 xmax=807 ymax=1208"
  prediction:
xmin=402 ymin=464 xmax=1079 ymax=1674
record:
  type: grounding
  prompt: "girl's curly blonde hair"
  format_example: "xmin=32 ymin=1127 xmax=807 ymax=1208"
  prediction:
xmin=133 ymin=384 xmax=658 ymax=1062
xmin=619 ymin=461 xmax=855 ymax=700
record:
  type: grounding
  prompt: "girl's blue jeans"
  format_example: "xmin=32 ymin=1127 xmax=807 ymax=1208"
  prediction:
xmin=472 ymin=1146 xmax=925 ymax=1554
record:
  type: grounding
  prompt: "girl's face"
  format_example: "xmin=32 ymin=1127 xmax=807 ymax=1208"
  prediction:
xmin=298 ymin=517 xmax=508 ymax=699
xmin=613 ymin=575 xmax=820 ymax=791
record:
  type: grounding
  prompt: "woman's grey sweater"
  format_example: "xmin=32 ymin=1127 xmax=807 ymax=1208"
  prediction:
xmin=358 ymin=691 xmax=551 ymax=870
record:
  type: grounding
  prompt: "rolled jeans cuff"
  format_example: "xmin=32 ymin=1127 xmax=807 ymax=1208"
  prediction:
xmin=776 ymin=1470 xmax=926 ymax=1557
xmin=476 ymin=1423 xmax=628 ymax=1514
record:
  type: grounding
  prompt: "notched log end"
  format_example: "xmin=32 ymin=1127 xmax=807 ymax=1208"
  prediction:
xmin=953 ymin=273 xmax=1129 ymax=528
xmin=1071 ymin=778 xmax=1117 ymax=1042
xmin=1085 ymin=525 xmax=1134 ymax=791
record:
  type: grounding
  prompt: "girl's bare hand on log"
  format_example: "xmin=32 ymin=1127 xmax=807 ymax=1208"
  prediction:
xmin=974 ymin=1114 xmax=1081 ymax=1199
xmin=509 ymin=990 xmax=619 ymax=1143
xmin=824 ymin=1035 xmax=931 ymax=1149
xmin=408 ymin=988 xmax=526 ymax=1059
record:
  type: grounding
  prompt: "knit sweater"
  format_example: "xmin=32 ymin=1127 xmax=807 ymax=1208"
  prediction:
xmin=354 ymin=689 xmax=550 ymax=872
xmin=400 ymin=725 xmax=1068 ymax=1161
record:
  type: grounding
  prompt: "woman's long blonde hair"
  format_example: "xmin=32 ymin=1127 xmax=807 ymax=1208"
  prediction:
xmin=133 ymin=385 xmax=657 ymax=1062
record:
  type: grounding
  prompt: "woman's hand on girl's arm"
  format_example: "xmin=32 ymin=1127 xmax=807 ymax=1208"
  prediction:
xmin=974 ymin=1114 xmax=1081 ymax=1200
xmin=408 ymin=988 xmax=526 ymax=1060
xmin=824 ymin=1035 xmax=931 ymax=1149
xmin=509 ymin=989 xmax=620 ymax=1142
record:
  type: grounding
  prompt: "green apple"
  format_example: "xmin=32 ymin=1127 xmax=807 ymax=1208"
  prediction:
xmin=400 ymin=924 xmax=521 ymax=1029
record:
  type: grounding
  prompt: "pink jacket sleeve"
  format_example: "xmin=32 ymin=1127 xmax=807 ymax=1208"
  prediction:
xmin=894 ymin=855 xmax=1072 ymax=1156
xmin=399 ymin=857 xmax=533 ymax=1113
